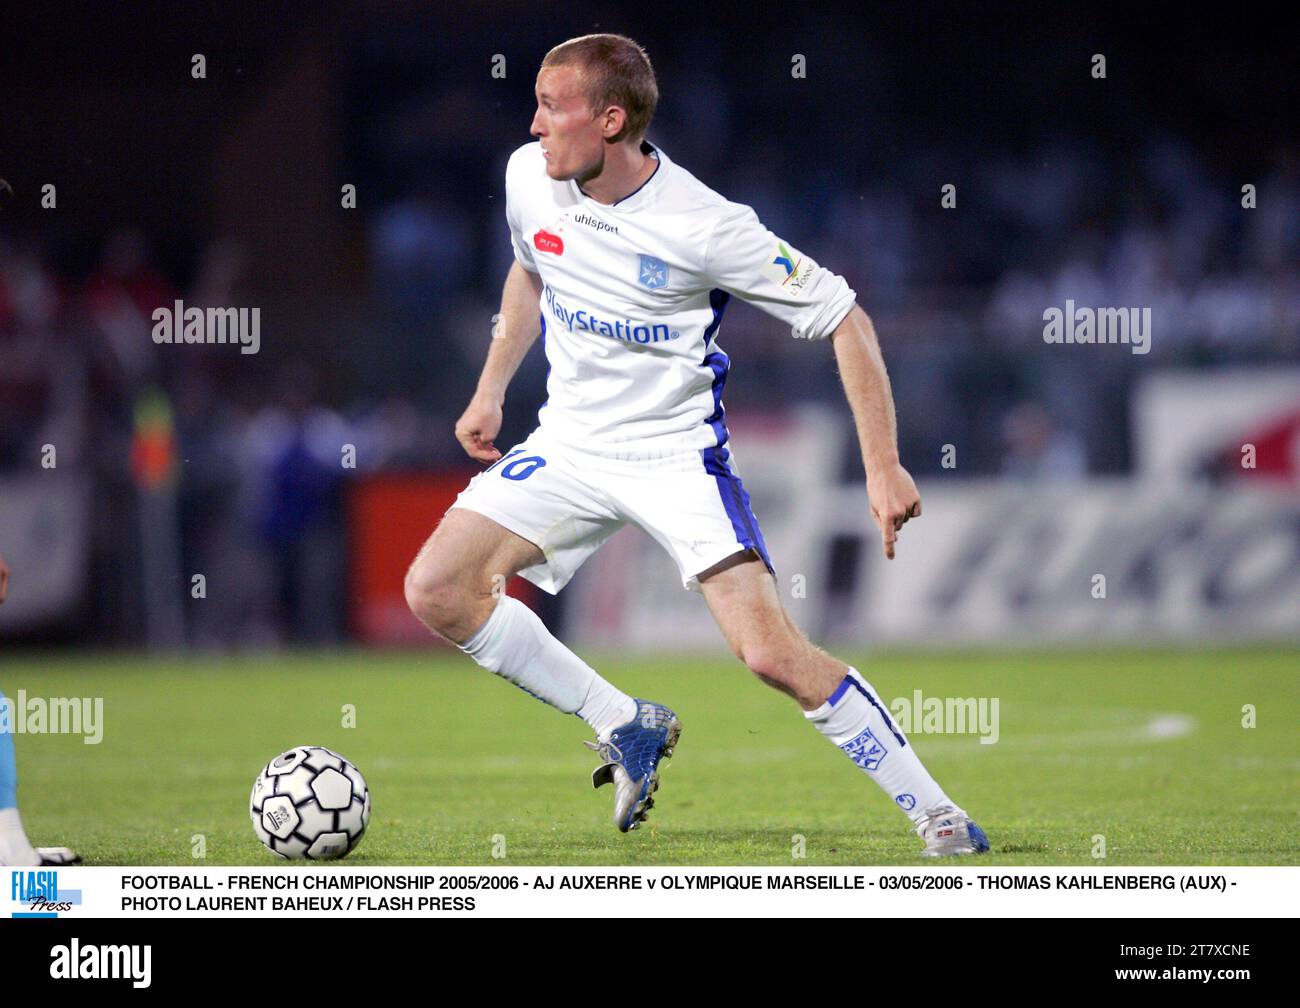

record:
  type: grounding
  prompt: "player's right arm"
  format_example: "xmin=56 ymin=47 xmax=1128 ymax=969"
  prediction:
xmin=703 ymin=204 xmax=917 ymax=558
xmin=454 ymin=260 xmax=544 ymax=464
xmin=0 ymin=552 xmax=9 ymax=604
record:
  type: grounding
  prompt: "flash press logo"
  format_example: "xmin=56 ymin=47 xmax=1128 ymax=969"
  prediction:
xmin=152 ymin=299 xmax=260 ymax=354
xmin=10 ymin=870 xmax=81 ymax=918
xmin=50 ymin=939 xmax=152 ymax=988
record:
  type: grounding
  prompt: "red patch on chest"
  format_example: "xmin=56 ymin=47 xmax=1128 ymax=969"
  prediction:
xmin=534 ymin=229 xmax=564 ymax=255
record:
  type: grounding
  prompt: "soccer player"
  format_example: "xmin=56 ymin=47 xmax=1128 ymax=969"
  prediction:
xmin=0 ymin=552 xmax=81 ymax=866
xmin=405 ymin=34 xmax=988 ymax=855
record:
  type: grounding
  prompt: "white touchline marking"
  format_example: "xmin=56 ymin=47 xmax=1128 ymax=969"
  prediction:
xmin=1142 ymin=714 xmax=1196 ymax=740
xmin=914 ymin=709 xmax=1199 ymax=751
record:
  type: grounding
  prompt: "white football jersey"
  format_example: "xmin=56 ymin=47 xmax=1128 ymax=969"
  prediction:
xmin=505 ymin=139 xmax=856 ymax=457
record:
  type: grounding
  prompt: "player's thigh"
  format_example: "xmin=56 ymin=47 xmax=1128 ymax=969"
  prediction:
xmin=412 ymin=428 xmax=622 ymax=601
xmin=407 ymin=507 xmax=544 ymax=596
xmin=606 ymin=444 xmax=774 ymax=594
xmin=409 ymin=430 xmax=562 ymax=592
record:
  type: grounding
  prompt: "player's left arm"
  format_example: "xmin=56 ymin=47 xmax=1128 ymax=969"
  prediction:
xmin=703 ymin=205 xmax=919 ymax=559
xmin=828 ymin=306 xmax=920 ymax=560
xmin=0 ymin=551 xmax=8 ymax=603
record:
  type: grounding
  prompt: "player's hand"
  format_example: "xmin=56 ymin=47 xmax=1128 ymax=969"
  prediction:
xmin=0 ymin=553 xmax=9 ymax=604
xmin=867 ymin=463 xmax=921 ymax=560
xmin=455 ymin=394 xmax=505 ymax=464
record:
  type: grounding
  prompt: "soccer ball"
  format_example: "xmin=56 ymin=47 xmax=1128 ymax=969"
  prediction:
xmin=250 ymin=746 xmax=371 ymax=860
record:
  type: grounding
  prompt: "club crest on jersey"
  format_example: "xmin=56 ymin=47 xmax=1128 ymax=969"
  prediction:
xmin=534 ymin=229 xmax=564 ymax=255
xmin=839 ymin=726 xmax=888 ymax=771
xmin=638 ymin=254 xmax=669 ymax=289
xmin=761 ymin=240 xmax=813 ymax=297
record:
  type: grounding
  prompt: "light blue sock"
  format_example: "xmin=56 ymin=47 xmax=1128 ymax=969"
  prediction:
xmin=0 ymin=691 xmax=18 ymax=809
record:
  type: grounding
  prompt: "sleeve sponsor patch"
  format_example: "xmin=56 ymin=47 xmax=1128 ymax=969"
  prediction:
xmin=760 ymin=240 xmax=816 ymax=297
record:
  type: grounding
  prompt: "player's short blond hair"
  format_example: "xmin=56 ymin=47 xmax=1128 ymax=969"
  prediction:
xmin=541 ymin=34 xmax=658 ymax=144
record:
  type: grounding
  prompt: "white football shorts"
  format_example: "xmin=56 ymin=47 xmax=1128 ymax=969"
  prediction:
xmin=448 ymin=424 xmax=774 ymax=594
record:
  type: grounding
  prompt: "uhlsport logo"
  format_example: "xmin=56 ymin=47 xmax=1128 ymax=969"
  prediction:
xmin=572 ymin=211 xmax=618 ymax=235
xmin=10 ymin=869 xmax=80 ymax=918
xmin=638 ymin=254 xmax=668 ymax=289
xmin=839 ymin=726 xmax=888 ymax=771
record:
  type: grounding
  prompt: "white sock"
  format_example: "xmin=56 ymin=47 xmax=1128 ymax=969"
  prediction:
xmin=805 ymin=667 xmax=952 ymax=824
xmin=458 ymin=595 xmax=636 ymax=738
xmin=0 ymin=807 xmax=40 ymax=867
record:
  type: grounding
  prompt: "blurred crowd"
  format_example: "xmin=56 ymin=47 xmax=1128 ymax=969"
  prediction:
xmin=3 ymin=42 xmax=1297 ymax=646
xmin=0 ymin=229 xmax=467 ymax=647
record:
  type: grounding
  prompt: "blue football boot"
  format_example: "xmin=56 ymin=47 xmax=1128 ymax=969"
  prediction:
xmin=584 ymin=699 xmax=681 ymax=832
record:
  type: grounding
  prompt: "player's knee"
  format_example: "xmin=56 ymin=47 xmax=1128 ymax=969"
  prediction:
xmin=738 ymin=639 xmax=802 ymax=692
xmin=403 ymin=560 xmax=466 ymax=636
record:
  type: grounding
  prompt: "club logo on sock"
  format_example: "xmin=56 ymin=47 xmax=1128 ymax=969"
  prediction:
xmin=895 ymin=793 xmax=916 ymax=811
xmin=840 ymin=727 xmax=888 ymax=771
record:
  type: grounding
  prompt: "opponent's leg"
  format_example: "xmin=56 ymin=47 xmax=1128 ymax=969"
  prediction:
xmin=0 ymin=690 xmax=80 ymax=867
xmin=404 ymin=508 xmax=636 ymax=736
xmin=0 ymin=694 xmax=39 ymax=866
xmin=699 ymin=551 xmax=988 ymax=855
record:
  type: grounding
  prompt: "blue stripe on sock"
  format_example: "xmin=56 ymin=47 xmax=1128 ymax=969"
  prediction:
xmin=826 ymin=676 xmax=853 ymax=707
xmin=835 ymin=674 xmax=907 ymax=747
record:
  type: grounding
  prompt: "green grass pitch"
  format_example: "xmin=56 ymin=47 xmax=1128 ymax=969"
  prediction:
xmin=7 ymin=646 xmax=1297 ymax=865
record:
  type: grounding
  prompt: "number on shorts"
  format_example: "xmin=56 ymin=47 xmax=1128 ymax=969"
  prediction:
xmin=484 ymin=448 xmax=524 ymax=474
xmin=500 ymin=455 xmax=547 ymax=481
